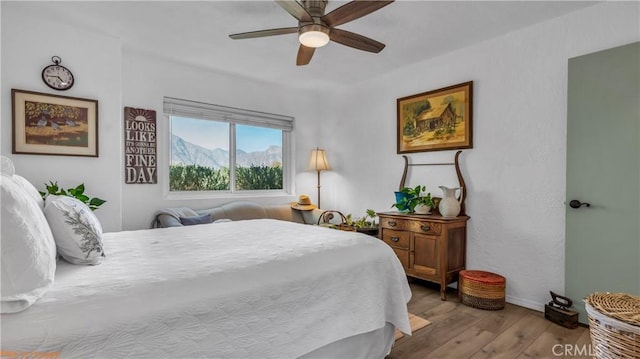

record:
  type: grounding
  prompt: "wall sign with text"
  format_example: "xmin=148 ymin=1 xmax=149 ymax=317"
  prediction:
xmin=124 ymin=107 xmax=157 ymax=184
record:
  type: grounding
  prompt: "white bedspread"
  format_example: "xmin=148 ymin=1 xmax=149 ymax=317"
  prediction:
xmin=1 ymin=219 xmax=411 ymax=358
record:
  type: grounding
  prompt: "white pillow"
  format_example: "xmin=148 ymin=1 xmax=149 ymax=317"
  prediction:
xmin=12 ymin=174 xmax=44 ymax=211
xmin=0 ymin=155 xmax=45 ymax=211
xmin=1 ymin=174 xmax=57 ymax=313
xmin=44 ymin=195 xmax=105 ymax=265
xmin=0 ymin=155 xmax=15 ymax=175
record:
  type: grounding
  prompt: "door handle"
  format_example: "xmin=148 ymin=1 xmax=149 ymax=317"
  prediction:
xmin=569 ymin=200 xmax=591 ymax=208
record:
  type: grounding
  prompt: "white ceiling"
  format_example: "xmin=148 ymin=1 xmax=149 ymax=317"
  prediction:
xmin=32 ymin=1 xmax=597 ymax=89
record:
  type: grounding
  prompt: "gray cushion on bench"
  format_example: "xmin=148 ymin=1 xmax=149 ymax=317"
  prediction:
xmin=153 ymin=201 xmax=323 ymax=228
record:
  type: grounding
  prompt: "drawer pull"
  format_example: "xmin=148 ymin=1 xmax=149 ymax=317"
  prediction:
xmin=421 ymin=225 xmax=431 ymax=232
xmin=388 ymin=221 xmax=397 ymax=227
xmin=390 ymin=236 xmax=400 ymax=242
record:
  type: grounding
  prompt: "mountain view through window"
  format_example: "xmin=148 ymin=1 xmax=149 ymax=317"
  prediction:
xmin=170 ymin=116 xmax=283 ymax=192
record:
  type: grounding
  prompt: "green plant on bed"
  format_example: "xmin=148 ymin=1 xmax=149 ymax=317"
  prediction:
xmin=346 ymin=209 xmax=378 ymax=228
xmin=39 ymin=181 xmax=106 ymax=211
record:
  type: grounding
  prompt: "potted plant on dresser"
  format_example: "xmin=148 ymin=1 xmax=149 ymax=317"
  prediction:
xmin=414 ymin=192 xmax=433 ymax=214
xmin=393 ymin=185 xmax=430 ymax=213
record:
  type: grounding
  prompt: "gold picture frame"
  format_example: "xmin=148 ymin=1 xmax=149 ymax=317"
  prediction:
xmin=397 ymin=81 xmax=473 ymax=153
xmin=12 ymin=89 xmax=98 ymax=157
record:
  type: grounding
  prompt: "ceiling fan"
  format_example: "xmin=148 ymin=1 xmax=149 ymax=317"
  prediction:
xmin=229 ymin=0 xmax=394 ymax=66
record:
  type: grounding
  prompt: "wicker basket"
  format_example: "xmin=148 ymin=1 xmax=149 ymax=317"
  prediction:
xmin=458 ymin=270 xmax=505 ymax=310
xmin=317 ymin=210 xmax=356 ymax=232
xmin=585 ymin=292 xmax=640 ymax=359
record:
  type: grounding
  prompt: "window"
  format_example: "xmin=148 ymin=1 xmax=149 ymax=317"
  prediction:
xmin=164 ymin=97 xmax=293 ymax=194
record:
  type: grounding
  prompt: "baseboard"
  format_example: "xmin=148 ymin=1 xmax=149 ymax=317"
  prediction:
xmin=447 ymin=283 xmax=546 ymax=313
xmin=506 ymin=295 xmax=545 ymax=312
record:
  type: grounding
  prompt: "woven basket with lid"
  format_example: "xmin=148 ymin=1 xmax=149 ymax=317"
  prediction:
xmin=458 ymin=270 xmax=506 ymax=310
xmin=585 ymin=292 xmax=640 ymax=359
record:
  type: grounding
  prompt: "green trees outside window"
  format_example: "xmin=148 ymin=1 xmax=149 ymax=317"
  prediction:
xmin=169 ymin=164 xmax=283 ymax=191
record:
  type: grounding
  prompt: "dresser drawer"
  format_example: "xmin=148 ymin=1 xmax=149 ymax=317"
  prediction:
xmin=380 ymin=217 xmax=408 ymax=230
xmin=407 ymin=220 xmax=442 ymax=235
xmin=381 ymin=229 xmax=410 ymax=249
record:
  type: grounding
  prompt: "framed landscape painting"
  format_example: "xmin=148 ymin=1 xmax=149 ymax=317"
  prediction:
xmin=397 ymin=81 xmax=473 ymax=153
xmin=12 ymin=89 xmax=98 ymax=157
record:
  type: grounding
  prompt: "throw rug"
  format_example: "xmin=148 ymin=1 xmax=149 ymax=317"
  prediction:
xmin=395 ymin=313 xmax=431 ymax=340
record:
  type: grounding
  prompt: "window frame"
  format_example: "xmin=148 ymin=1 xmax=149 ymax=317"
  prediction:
xmin=163 ymin=97 xmax=294 ymax=199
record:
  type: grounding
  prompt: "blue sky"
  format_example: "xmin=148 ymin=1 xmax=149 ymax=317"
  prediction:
xmin=171 ymin=117 xmax=281 ymax=152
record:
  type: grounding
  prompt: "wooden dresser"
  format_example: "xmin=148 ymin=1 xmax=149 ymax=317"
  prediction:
xmin=377 ymin=212 xmax=469 ymax=300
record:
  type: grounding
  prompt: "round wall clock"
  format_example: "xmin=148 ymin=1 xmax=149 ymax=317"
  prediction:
xmin=41 ymin=56 xmax=74 ymax=91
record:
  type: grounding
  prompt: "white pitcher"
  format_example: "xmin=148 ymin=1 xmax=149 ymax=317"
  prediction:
xmin=438 ymin=186 xmax=463 ymax=218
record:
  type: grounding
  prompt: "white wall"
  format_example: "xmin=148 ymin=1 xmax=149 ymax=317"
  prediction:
xmin=121 ymin=51 xmax=327 ymax=229
xmin=0 ymin=3 xmax=328 ymax=231
xmin=1 ymin=2 xmax=123 ymax=231
xmin=318 ymin=1 xmax=639 ymax=310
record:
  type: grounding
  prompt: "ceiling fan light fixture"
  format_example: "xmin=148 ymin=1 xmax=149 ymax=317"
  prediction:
xmin=299 ymin=24 xmax=330 ymax=48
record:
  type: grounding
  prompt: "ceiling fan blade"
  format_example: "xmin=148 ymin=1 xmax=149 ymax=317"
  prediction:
xmin=229 ymin=27 xmax=298 ymax=40
xmin=322 ymin=0 xmax=394 ymax=28
xmin=329 ymin=28 xmax=385 ymax=53
xmin=296 ymin=45 xmax=315 ymax=66
xmin=275 ymin=0 xmax=313 ymax=22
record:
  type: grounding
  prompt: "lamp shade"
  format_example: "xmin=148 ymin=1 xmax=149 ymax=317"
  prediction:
xmin=308 ymin=148 xmax=330 ymax=171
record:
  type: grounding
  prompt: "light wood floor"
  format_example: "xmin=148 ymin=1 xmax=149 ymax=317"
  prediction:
xmin=388 ymin=279 xmax=593 ymax=359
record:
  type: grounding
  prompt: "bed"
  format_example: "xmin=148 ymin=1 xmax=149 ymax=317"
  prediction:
xmin=1 ymin=218 xmax=412 ymax=358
